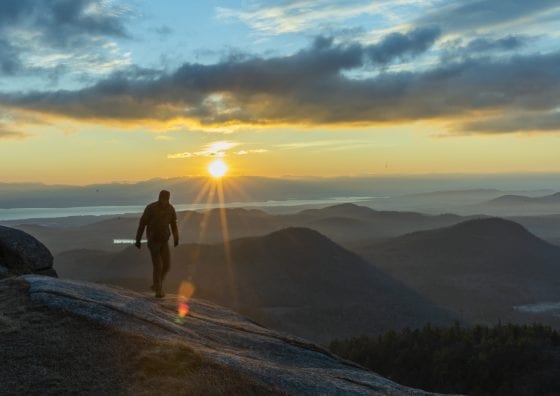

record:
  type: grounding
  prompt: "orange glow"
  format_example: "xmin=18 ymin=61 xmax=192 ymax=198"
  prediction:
xmin=176 ymin=281 xmax=195 ymax=321
xmin=178 ymin=302 xmax=190 ymax=317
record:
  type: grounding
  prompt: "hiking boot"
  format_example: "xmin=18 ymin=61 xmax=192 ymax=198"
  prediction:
xmin=149 ymin=284 xmax=156 ymax=292
xmin=155 ymin=290 xmax=165 ymax=298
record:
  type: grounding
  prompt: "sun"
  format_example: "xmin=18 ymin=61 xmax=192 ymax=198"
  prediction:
xmin=208 ymin=159 xmax=228 ymax=178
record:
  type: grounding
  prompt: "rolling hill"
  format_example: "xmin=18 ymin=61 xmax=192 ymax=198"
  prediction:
xmin=474 ymin=192 xmax=560 ymax=215
xmin=55 ymin=227 xmax=454 ymax=343
xmin=358 ymin=218 xmax=560 ymax=326
xmin=488 ymin=192 xmax=560 ymax=206
xmin=287 ymin=203 xmax=473 ymax=244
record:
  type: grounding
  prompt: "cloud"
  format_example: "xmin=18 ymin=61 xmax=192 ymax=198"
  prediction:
xmin=216 ymin=0 xmax=414 ymax=36
xmin=216 ymin=0 xmax=382 ymax=35
xmin=0 ymin=0 xmax=130 ymax=77
xmin=0 ymin=0 xmax=129 ymax=45
xmin=167 ymin=141 xmax=242 ymax=159
xmin=439 ymin=35 xmax=531 ymax=62
xmin=167 ymin=152 xmax=192 ymax=159
xmin=277 ymin=139 xmax=374 ymax=150
xmin=366 ymin=26 xmax=440 ymax=64
xmin=1 ymin=25 xmax=559 ymax=135
xmin=418 ymin=0 xmax=560 ymax=33
xmin=0 ymin=127 xmax=29 ymax=140
xmin=0 ymin=29 xmax=439 ymax=119
xmin=459 ymin=111 xmax=560 ymax=134
xmin=200 ymin=141 xmax=241 ymax=156
xmin=464 ymin=35 xmax=527 ymax=53
xmin=0 ymin=108 xmax=42 ymax=139
xmin=235 ymin=149 xmax=268 ymax=155
xmin=0 ymin=39 xmax=23 ymax=75
xmin=168 ymin=142 xmax=268 ymax=159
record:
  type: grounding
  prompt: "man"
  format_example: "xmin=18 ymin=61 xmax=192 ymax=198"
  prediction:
xmin=135 ymin=190 xmax=179 ymax=298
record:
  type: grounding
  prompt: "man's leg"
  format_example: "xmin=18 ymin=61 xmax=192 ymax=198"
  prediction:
xmin=148 ymin=242 xmax=163 ymax=295
xmin=161 ymin=242 xmax=171 ymax=285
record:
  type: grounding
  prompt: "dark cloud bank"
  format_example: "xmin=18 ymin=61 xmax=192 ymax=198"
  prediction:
xmin=1 ymin=0 xmax=559 ymax=134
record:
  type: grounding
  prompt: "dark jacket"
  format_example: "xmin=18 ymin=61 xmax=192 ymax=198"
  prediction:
xmin=136 ymin=201 xmax=178 ymax=244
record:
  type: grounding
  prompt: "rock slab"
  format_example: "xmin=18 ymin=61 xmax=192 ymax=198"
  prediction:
xmin=23 ymin=275 xmax=438 ymax=396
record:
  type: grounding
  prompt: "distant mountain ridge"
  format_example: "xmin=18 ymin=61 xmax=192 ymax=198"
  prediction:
xmin=484 ymin=192 xmax=560 ymax=206
xmin=4 ymin=174 xmax=560 ymax=209
xmin=9 ymin=203 xmax=477 ymax=253
xmin=358 ymin=218 xmax=560 ymax=326
xmin=0 ymin=175 xmax=452 ymax=209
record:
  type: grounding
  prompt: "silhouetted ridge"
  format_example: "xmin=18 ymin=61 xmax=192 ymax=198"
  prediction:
xmin=203 ymin=207 xmax=269 ymax=217
xmin=299 ymin=203 xmax=377 ymax=218
xmin=178 ymin=225 xmax=454 ymax=342
xmin=488 ymin=194 xmax=537 ymax=204
xmin=307 ymin=216 xmax=369 ymax=227
xmin=252 ymin=226 xmax=335 ymax=246
xmin=359 ymin=217 xmax=560 ymax=325
xmin=393 ymin=217 xmax=551 ymax=249
xmin=485 ymin=192 xmax=560 ymax=206
xmin=437 ymin=217 xmax=536 ymax=236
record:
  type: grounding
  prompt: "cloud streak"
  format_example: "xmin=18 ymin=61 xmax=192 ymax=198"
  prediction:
xmin=0 ymin=127 xmax=28 ymax=140
xmin=168 ymin=141 xmax=240 ymax=159
xmin=168 ymin=141 xmax=269 ymax=159
xmin=235 ymin=149 xmax=269 ymax=155
xmin=418 ymin=0 xmax=560 ymax=33
xmin=460 ymin=111 xmax=560 ymax=134
xmin=216 ymin=0 xmax=422 ymax=36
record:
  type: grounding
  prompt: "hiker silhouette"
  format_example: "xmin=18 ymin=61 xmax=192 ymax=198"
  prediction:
xmin=135 ymin=190 xmax=179 ymax=298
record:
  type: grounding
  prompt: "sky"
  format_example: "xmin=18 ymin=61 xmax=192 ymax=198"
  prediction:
xmin=1 ymin=0 xmax=560 ymax=184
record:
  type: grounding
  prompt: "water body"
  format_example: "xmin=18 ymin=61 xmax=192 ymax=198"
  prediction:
xmin=0 ymin=196 xmax=375 ymax=221
xmin=514 ymin=302 xmax=560 ymax=315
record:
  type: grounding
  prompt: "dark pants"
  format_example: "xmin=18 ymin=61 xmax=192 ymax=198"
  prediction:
xmin=148 ymin=240 xmax=170 ymax=292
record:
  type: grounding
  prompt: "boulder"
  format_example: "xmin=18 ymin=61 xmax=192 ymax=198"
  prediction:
xmin=0 ymin=225 xmax=57 ymax=278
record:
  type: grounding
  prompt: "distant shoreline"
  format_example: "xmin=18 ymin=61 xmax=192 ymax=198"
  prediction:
xmin=0 ymin=196 xmax=377 ymax=221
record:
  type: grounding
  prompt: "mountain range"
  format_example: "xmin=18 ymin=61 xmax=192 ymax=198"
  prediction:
xmin=7 ymin=203 xmax=477 ymax=254
xmin=357 ymin=218 xmax=560 ymax=326
xmin=486 ymin=192 xmax=560 ymax=206
xmin=471 ymin=192 xmax=560 ymax=215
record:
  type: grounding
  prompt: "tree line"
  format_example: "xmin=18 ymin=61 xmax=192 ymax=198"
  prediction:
xmin=330 ymin=323 xmax=560 ymax=395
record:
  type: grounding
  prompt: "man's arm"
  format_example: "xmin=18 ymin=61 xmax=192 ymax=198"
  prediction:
xmin=135 ymin=207 xmax=149 ymax=249
xmin=170 ymin=206 xmax=179 ymax=247
xmin=171 ymin=222 xmax=179 ymax=247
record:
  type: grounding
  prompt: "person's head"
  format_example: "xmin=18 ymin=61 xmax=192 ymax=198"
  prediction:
xmin=158 ymin=190 xmax=171 ymax=205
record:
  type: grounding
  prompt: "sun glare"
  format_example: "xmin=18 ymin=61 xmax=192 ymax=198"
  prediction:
xmin=208 ymin=159 xmax=228 ymax=178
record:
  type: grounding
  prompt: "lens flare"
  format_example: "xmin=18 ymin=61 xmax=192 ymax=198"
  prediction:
xmin=175 ymin=281 xmax=195 ymax=323
xmin=178 ymin=301 xmax=189 ymax=318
